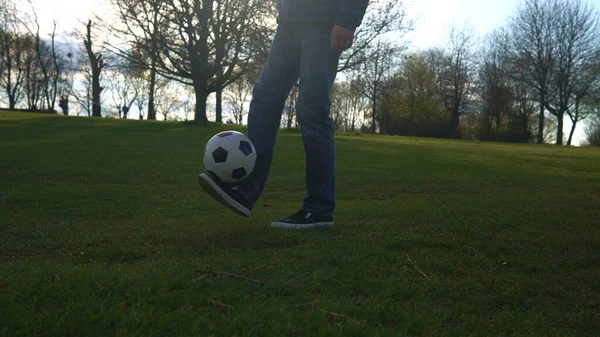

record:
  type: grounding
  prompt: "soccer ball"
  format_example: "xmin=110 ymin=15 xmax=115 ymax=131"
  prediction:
xmin=203 ymin=131 xmax=257 ymax=183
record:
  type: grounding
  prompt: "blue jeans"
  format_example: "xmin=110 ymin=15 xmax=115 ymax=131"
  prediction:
xmin=238 ymin=23 xmax=340 ymax=217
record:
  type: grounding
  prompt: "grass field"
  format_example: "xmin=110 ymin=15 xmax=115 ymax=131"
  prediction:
xmin=1 ymin=111 xmax=599 ymax=336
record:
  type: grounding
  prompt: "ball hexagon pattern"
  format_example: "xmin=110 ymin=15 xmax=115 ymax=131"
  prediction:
xmin=203 ymin=131 xmax=257 ymax=183
xmin=212 ymin=147 xmax=228 ymax=163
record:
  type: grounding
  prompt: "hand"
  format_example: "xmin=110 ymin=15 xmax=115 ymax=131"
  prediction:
xmin=331 ymin=25 xmax=355 ymax=52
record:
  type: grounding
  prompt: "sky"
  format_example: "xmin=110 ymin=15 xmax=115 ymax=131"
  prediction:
xmin=22 ymin=0 xmax=600 ymax=144
xmin=26 ymin=0 xmax=525 ymax=42
xmin=405 ymin=0 xmax=520 ymax=49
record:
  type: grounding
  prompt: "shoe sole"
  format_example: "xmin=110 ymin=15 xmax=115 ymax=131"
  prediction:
xmin=270 ymin=221 xmax=334 ymax=229
xmin=198 ymin=173 xmax=250 ymax=217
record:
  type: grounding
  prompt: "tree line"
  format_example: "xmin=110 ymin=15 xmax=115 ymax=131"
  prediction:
xmin=328 ymin=0 xmax=600 ymax=145
xmin=1 ymin=0 xmax=599 ymax=145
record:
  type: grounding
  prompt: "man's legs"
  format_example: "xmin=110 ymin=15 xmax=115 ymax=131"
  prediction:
xmin=200 ymin=23 xmax=340 ymax=224
xmin=295 ymin=24 xmax=341 ymax=218
xmin=236 ymin=24 xmax=301 ymax=207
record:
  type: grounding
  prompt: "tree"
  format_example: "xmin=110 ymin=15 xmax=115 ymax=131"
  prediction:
xmin=28 ymin=4 xmax=62 ymax=113
xmin=543 ymin=0 xmax=599 ymax=145
xmin=22 ymin=34 xmax=44 ymax=111
xmin=83 ymin=20 xmax=106 ymax=117
xmin=437 ymin=25 xmax=476 ymax=139
xmin=0 ymin=31 xmax=27 ymax=110
xmin=474 ymin=31 xmax=535 ymax=143
xmin=72 ymin=49 xmax=93 ymax=116
xmin=111 ymin=0 xmax=274 ymax=124
xmin=153 ymin=78 xmax=185 ymax=120
xmin=337 ymin=0 xmax=412 ymax=73
xmin=511 ymin=71 xmax=537 ymax=143
xmin=0 ymin=0 xmax=26 ymax=109
xmin=506 ymin=0 xmax=556 ymax=144
xmin=478 ymin=32 xmax=511 ymax=140
xmin=129 ymin=67 xmax=150 ymax=120
xmin=361 ymin=40 xmax=399 ymax=134
xmin=585 ymin=108 xmax=600 ymax=146
xmin=342 ymin=74 xmax=369 ymax=132
xmin=107 ymin=65 xmax=139 ymax=119
xmin=110 ymin=0 xmax=166 ymax=120
xmin=568 ymin=58 xmax=600 ymax=145
xmin=387 ymin=52 xmax=446 ymax=137
xmin=57 ymin=51 xmax=75 ymax=115
xmin=224 ymin=73 xmax=252 ymax=125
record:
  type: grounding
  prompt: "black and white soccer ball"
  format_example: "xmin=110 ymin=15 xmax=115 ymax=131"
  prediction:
xmin=203 ymin=131 xmax=257 ymax=183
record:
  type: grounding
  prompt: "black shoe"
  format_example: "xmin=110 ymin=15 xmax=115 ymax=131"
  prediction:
xmin=198 ymin=172 xmax=252 ymax=217
xmin=271 ymin=209 xmax=334 ymax=229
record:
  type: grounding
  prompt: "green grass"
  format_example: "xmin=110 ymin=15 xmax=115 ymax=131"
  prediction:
xmin=1 ymin=111 xmax=599 ymax=336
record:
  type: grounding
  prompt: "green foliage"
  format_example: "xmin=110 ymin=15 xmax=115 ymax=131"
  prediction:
xmin=586 ymin=111 xmax=600 ymax=146
xmin=378 ymin=52 xmax=448 ymax=137
xmin=1 ymin=112 xmax=600 ymax=336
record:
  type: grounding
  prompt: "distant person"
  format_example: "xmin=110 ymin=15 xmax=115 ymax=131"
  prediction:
xmin=199 ymin=0 xmax=369 ymax=229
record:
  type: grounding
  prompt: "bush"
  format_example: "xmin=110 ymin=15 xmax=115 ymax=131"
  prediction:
xmin=585 ymin=113 xmax=600 ymax=147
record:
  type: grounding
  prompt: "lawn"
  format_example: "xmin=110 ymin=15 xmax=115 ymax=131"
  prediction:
xmin=1 ymin=111 xmax=599 ymax=336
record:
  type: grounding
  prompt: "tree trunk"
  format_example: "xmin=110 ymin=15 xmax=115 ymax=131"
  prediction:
xmin=91 ymin=74 xmax=102 ymax=117
xmin=84 ymin=20 xmax=104 ymax=118
xmin=194 ymin=87 xmax=209 ymax=124
xmin=146 ymin=4 xmax=160 ymax=121
xmin=567 ymin=100 xmax=579 ymax=146
xmin=8 ymin=84 xmax=16 ymax=110
xmin=521 ymin=99 xmax=528 ymax=142
xmin=59 ymin=95 xmax=69 ymax=115
xmin=6 ymin=62 xmax=15 ymax=109
xmin=147 ymin=66 xmax=157 ymax=120
xmin=555 ymin=112 xmax=564 ymax=145
xmin=537 ymin=96 xmax=545 ymax=144
xmin=450 ymin=108 xmax=460 ymax=138
xmin=371 ymin=95 xmax=377 ymax=134
xmin=567 ymin=123 xmax=576 ymax=146
xmin=495 ymin=107 xmax=500 ymax=141
xmin=215 ymin=89 xmax=222 ymax=123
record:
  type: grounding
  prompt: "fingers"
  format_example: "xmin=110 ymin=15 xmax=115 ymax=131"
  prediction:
xmin=331 ymin=26 xmax=354 ymax=52
xmin=331 ymin=34 xmax=352 ymax=52
xmin=345 ymin=38 xmax=353 ymax=50
xmin=331 ymin=31 xmax=341 ymax=51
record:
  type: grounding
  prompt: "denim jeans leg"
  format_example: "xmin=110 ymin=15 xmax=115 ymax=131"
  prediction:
xmin=295 ymin=24 xmax=341 ymax=217
xmin=237 ymin=24 xmax=301 ymax=207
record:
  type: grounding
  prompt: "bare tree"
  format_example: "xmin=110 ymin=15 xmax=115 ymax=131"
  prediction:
xmin=109 ymin=0 xmax=165 ymax=120
xmin=110 ymin=0 xmax=274 ymax=124
xmin=337 ymin=0 xmax=412 ymax=73
xmin=72 ymin=50 xmax=93 ymax=116
xmin=107 ymin=67 xmax=138 ymax=119
xmin=542 ymin=0 xmax=600 ymax=145
xmin=567 ymin=55 xmax=600 ymax=145
xmin=436 ymin=25 xmax=476 ymax=138
xmin=345 ymin=74 xmax=369 ymax=132
xmin=506 ymin=0 xmax=557 ymax=144
xmin=57 ymin=51 xmax=75 ymax=115
xmin=23 ymin=2 xmax=58 ymax=112
xmin=22 ymin=34 xmax=44 ymax=111
xmin=361 ymin=40 xmax=399 ymax=134
xmin=83 ymin=20 xmax=106 ymax=117
xmin=0 ymin=13 xmax=27 ymax=109
xmin=129 ymin=68 xmax=150 ymax=120
xmin=154 ymin=77 xmax=185 ymax=120
xmin=224 ymin=74 xmax=252 ymax=125
xmin=585 ymin=106 xmax=600 ymax=146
